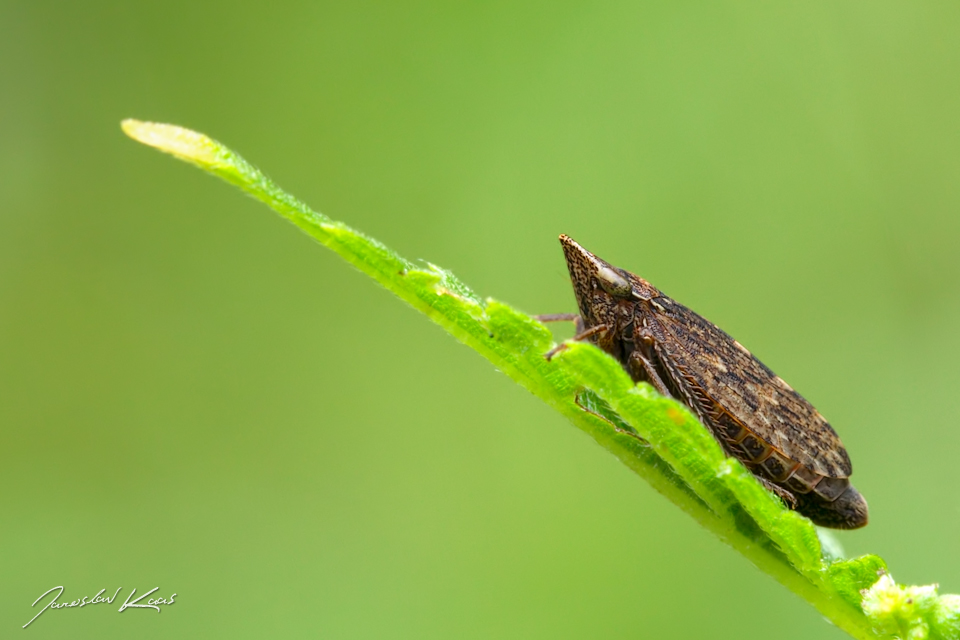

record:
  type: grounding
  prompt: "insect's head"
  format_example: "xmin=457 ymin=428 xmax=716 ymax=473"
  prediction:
xmin=559 ymin=234 xmax=635 ymax=299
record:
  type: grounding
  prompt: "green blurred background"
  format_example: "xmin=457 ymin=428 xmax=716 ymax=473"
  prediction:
xmin=3 ymin=1 xmax=960 ymax=638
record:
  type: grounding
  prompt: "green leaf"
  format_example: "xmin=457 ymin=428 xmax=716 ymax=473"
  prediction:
xmin=827 ymin=555 xmax=889 ymax=609
xmin=122 ymin=119 xmax=960 ymax=640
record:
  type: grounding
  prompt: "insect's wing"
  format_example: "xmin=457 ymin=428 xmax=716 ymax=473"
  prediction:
xmin=648 ymin=294 xmax=852 ymax=479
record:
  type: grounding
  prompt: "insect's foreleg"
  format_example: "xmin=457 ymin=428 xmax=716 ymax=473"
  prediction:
xmin=534 ymin=313 xmax=586 ymax=333
xmin=544 ymin=323 xmax=609 ymax=360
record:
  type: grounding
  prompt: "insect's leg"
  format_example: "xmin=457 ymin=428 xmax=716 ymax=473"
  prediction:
xmin=626 ymin=348 xmax=674 ymax=398
xmin=534 ymin=313 xmax=586 ymax=333
xmin=756 ymin=476 xmax=798 ymax=509
xmin=544 ymin=323 xmax=609 ymax=360
xmin=574 ymin=389 xmax=648 ymax=444
xmin=535 ymin=313 xmax=579 ymax=322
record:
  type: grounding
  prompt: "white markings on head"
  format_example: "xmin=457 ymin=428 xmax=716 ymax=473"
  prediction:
xmin=595 ymin=266 xmax=632 ymax=297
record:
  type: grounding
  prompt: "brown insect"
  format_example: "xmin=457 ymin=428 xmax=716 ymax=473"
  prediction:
xmin=539 ymin=235 xmax=868 ymax=530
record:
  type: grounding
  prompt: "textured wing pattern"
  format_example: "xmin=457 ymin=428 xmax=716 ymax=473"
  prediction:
xmin=649 ymin=294 xmax=852 ymax=479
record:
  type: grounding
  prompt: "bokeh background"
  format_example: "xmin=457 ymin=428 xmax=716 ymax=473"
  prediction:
xmin=3 ymin=2 xmax=960 ymax=638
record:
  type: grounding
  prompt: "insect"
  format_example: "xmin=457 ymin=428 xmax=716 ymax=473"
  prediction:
xmin=539 ymin=235 xmax=868 ymax=530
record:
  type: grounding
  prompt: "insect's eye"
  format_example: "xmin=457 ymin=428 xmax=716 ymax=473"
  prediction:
xmin=595 ymin=266 xmax=632 ymax=297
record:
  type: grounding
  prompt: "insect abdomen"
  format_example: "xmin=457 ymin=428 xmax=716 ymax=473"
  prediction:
xmin=705 ymin=404 xmax=866 ymax=529
xmin=713 ymin=408 xmax=848 ymax=498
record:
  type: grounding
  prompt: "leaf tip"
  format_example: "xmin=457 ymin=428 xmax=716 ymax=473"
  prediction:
xmin=121 ymin=119 xmax=222 ymax=168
